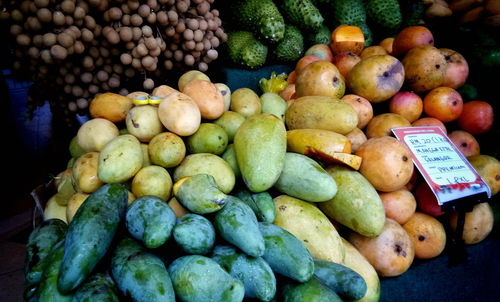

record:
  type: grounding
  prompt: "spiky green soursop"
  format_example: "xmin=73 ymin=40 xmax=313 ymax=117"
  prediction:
xmin=234 ymin=0 xmax=285 ymax=43
xmin=280 ymin=0 xmax=324 ymax=32
xmin=332 ymin=0 xmax=366 ymax=26
xmin=272 ymin=25 xmax=304 ymax=62
xmin=305 ymin=24 xmax=331 ymax=46
xmin=226 ymin=31 xmax=268 ymax=69
xmin=366 ymin=0 xmax=403 ymax=31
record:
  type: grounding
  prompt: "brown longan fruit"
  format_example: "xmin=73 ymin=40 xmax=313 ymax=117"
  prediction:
xmin=96 ymin=70 xmax=109 ymax=82
xmin=164 ymin=59 xmax=173 ymax=70
xmin=81 ymin=72 xmax=93 ymax=83
xmin=50 ymin=45 xmax=68 ymax=60
xmin=43 ymin=33 xmax=57 ymax=47
xmin=198 ymin=62 xmax=208 ymax=72
xmin=165 ymin=26 xmax=176 ymax=37
xmin=33 ymin=35 xmax=43 ymax=47
xmin=167 ymin=11 xmax=178 ymax=24
xmin=136 ymin=43 xmax=148 ymax=56
xmin=88 ymin=84 xmax=99 ymax=94
xmin=68 ymin=102 xmax=78 ymax=112
xmin=128 ymin=0 xmax=140 ymax=10
xmin=147 ymin=12 xmax=156 ymax=24
xmin=183 ymin=29 xmax=194 ymax=40
xmin=10 ymin=9 xmax=23 ymax=22
xmin=131 ymin=14 xmax=143 ymax=26
xmin=143 ymin=78 xmax=155 ymax=90
xmin=121 ymin=14 xmax=131 ymax=25
xmin=206 ymin=49 xmax=218 ymax=60
xmin=141 ymin=55 xmax=155 ymax=68
xmin=16 ymin=34 xmax=31 ymax=46
xmin=197 ymin=2 xmax=210 ymax=15
xmin=10 ymin=25 xmax=22 ymax=36
xmin=40 ymin=49 xmax=52 ymax=63
xmin=131 ymin=58 xmax=142 ymax=69
xmin=142 ymin=25 xmax=153 ymax=37
xmin=184 ymin=54 xmax=195 ymax=66
xmin=195 ymin=42 xmax=204 ymax=52
xmin=28 ymin=47 xmax=40 ymax=58
xmin=121 ymin=53 xmax=133 ymax=65
xmin=109 ymin=7 xmax=122 ymax=20
xmin=72 ymin=86 xmax=83 ymax=97
xmin=81 ymin=28 xmax=93 ymax=42
xmin=100 ymin=47 xmax=110 ymax=58
xmin=108 ymin=76 xmax=120 ymax=88
xmin=37 ymin=8 xmax=52 ymax=23
xmin=210 ymin=36 xmax=219 ymax=48
xmin=65 ymin=16 xmax=74 ymax=25
xmin=157 ymin=11 xmax=168 ymax=25
xmin=82 ymin=57 xmax=94 ymax=69
xmin=74 ymin=7 xmax=86 ymax=20
xmin=124 ymin=68 xmax=135 ymax=78
xmin=119 ymin=27 xmax=133 ymax=42
xmin=173 ymin=50 xmax=183 ymax=62
xmin=57 ymin=32 xmax=74 ymax=48
xmin=138 ymin=4 xmax=150 ymax=17
xmin=121 ymin=3 xmax=131 ymax=14
xmin=193 ymin=30 xmax=203 ymax=42
xmin=177 ymin=1 xmax=189 ymax=13
xmin=149 ymin=46 xmax=161 ymax=57
xmin=84 ymin=16 xmax=96 ymax=29
xmin=147 ymin=0 xmax=158 ymax=10
xmin=53 ymin=11 xmax=66 ymax=26
xmin=27 ymin=17 xmax=42 ymax=31
xmin=61 ymin=1 xmax=76 ymax=14
xmin=184 ymin=40 xmax=195 ymax=51
xmin=175 ymin=21 xmax=186 ymax=33
xmin=144 ymin=37 xmax=157 ymax=49
xmin=119 ymin=88 xmax=129 ymax=96
xmin=34 ymin=0 xmax=49 ymax=8
xmin=113 ymin=64 xmax=124 ymax=74
xmin=106 ymin=30 xmax=120 ymax=44
xmin=77 ymin=98 xmax=89 ymax=109
xmin=74 ymin=41 xmax=85 ymax=54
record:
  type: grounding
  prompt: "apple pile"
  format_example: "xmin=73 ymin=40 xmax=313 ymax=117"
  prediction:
xmin=277 ymin=24 xmax=499 ymax=277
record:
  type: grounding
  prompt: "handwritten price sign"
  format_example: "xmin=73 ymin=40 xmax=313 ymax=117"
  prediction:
xmin=392 ymin=126 xmax=491 ymax=206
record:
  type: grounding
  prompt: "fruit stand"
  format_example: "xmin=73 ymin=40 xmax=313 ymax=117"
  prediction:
xmin=1 ymin=0 xmax=499 ymax=301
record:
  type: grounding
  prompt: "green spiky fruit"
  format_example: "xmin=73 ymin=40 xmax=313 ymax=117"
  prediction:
xmin=366 ymin=0 xmax=402 ymax=31
xmin=332 ymin=0 xmax=366 ymax=26
xmin=234 ymin=0 xmax=285 ymax=43
xmin=226 ymin=31 xmax=268 ymax=69
xmin=281 ymin=0 xmax=324 ymax=32
xmin=273 ymin=25 xmax=304 ymax=62
xmin=305 ymin=24 xmax=331 ymax=46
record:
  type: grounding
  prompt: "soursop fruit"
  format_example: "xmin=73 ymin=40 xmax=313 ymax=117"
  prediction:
xmin=305 ymin=24 xmax=331 ymax=46
xmin=226 ymin=31 xmax=268 ymax=69
xmin=332 ymin=0 xmax=366 ymax=26
xmin=233 ymin=0 xmax=285 ymax=43
xmin=272 ymin=25 xmax=304 ymax=62
xmin=366 ymin=0 xmax=403 ymax=31
xmin=280 ymin=0 xmax=324 ymax=32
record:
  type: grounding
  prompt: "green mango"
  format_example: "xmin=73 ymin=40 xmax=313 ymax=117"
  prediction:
xmin=211 ymin=245 xmax=276 ymax=301
xmin=38 ymin=241 xmax=72 ymax=302
xmin=173 ymin=174 xmax=229 ymax=214
xmin=214 ymin=196 xmax=265 ymax=257
xmin=260 ymin=92 xmax=287 ymax=121
xmin=313 ymin=259 xmax=367 ymax=300
xmin=98 ymin=134 xmax=143 ymax=183
xmin=214 ymin=111 xmax=246 ymax=142
xmin=72 ymin=273 xmax=119 ymax=302
xmin=168 ymin=255 xmax=245 ymax=302
xmin=186 ymin=123 xmax=228 ymax=155
xmin=274 ymin=152 xmax=337 ymax=202
xmin=319 ymin=165 xmax=385 ymax=237
xmin=234 ymin=114 xmax=287 ymax=192
xmin=222 ymin=144 xmax=241 ymax=179
xmin=173 ymin=213 xmax=216 ymax=254
xmin=234 ymin=188 xmax=275 ymax=223
xmin=126 ymin=196 xmax=177 ymax=248
xmin=281 ymin=277 xmax=342 ymax=302
xmin=174 ymin=153 xmax=235 ymax=194
xmin=69 ymin=136 xmax=86 ymax=158
xmin=111 ymin=238 xmax=175 ymax=302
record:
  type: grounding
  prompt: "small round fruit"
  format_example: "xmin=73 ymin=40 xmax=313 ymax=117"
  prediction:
xmin=356 ymin=136 xmax=414 ymax=192
xmin=341 ymin=94 xmax=373 ymax=129
xmin=468 ymin=155 xmax=500 ymax=196
xmin=412 ymin=117 xmax=447 ymax=133
xmin=379 ymin=189 xmax=417 ymax=225
xmin=347 ymin=55 xmax=405 ymax=103
xmin=423 ymin=87 xmax=463 ymax=122
xmin=441 ymin=48 xmax=469 ymax=89
xmin=392 ymin=26 xmax=434 ymax=57
xmin=403 ymin=212 xmax=446 ymax=259
xmin=414 ymin=182 xmax=444 ymax=217
xmin=389 ymin=91 xmax=423 ymax=122
xmin=349 ymin=219 xmax=415 ymax=277
xmin=448 ymin=130 xmax=480 ymax=157
xmin=450 ymin=202 xmax=494 ymax=245
xmin=186 ymin=123 xmax=228 ymax=155
xmin=457 ymin=101 xmax=494 ymax=135
xmin=365 ymin=113 xmax=411 ymax=139
xmin=230 ymin=88 xmax=262 ymax=117
xmin=148 ymin=132 xmax=186 ymax=168
xmin=132 ymin=165 xmax=172 ymax=200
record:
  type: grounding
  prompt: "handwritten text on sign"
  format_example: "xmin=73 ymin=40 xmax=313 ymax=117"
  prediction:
xmin=392 ymin=127 xmax=490 ymax=205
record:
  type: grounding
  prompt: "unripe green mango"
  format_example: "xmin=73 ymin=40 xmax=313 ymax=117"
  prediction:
xmin=273 ymin=195 xmax=344 ymax=264
xmin=173 ymin=174 xmax=229 ymax=214
xmin=274 ymin=153 xmax=337 ymax=202
xmin=222 ymin=144 xmax=241 ymax=179
xmin=234 ymin=114 xmax=287 ymax=192
xmin=214 ymin=111 xmax=246 ymax=142
xmin=281 ymin=277 xmax=342 ymax=302
xmin=260 ymin=92 xmax=287 ymax=121
xmin=98 ymin=134 xmax=143 ymax=183
xmin=186 ymin=123 xmax=228 ymax=155
xmin=174 ymin=153 xmax=235 ymax=194
xmin=319 ymin=165 xmax=385 ymax=237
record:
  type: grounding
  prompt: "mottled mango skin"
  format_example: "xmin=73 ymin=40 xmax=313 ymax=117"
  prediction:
xmin=168 ymin=255 xmax=245 ymax=302
xmin=58 ymin=184 xmax=128 ymax=293
xmin=214 ymin=197 xmax=265 ymax=257
xmin=211 ymin=245 xmax=276 ymax=301
xmin=173 ymin=214 xmax=216 ymax=254
xmin=174 ymin=174 xmax=228 ymax=214
xmin=111 ymin=238 xmax=175 ymax=302
xmin=273 ymin=195 xmax=344 ymax=264
xmin=259 ymin=222 xmax=314 ymax=282
xmin=274 ymin=153 xmax=338 ymax=202
xmin=319 ymin=166 xmax=385 ymax=238
xmin=313 ymin=259 xmax=367 ymax=300
xmin=234 ymin=114 xmax=287 ymax=193
xmin=126 ymin=196 xmax=176 ymax=248
xmin=281 ymin=277 xmax=342 ymax=302
xmin=72 ymin=273 xmax=119 ymax=302
xmin=38 ymin=240 xmax=72 ymax=302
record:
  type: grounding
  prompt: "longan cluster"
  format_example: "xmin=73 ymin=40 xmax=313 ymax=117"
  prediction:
xmin=1 ymin=0 xmax=227 ymax=125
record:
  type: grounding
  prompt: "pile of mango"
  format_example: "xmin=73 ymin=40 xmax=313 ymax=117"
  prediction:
xmin=29 ymin=69 xmax=382 ymax=302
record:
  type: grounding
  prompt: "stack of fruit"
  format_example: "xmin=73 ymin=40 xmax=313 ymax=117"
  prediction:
xmin=27 ymin=23 xmax=499 ymax=301
xmin=222 ymin=0 xmax=427 ymax=69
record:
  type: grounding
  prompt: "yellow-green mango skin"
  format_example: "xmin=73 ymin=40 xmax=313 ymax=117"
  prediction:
xmin=273 ymin=195 xmax=344 ymax=264
xmin=234 ymin=114 xmax=287 ymax=193
xmin=319 ymin=165 xmax=385 ymax=238
xmin=98 ymin=134 xmax=143 ymax=183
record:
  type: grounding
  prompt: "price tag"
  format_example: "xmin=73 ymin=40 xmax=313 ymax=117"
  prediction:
xmin=392 ymin=126 xmax=491 ymax=207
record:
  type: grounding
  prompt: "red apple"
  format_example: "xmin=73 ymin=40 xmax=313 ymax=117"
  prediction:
xmin=457 ymin=101 xmax=494 ymax=135
xmin=295 ymin=55 xmax=322 ymax=74
xmin=332 ymin=52 xmax=361 ymax=80
xmin=448 ymin=130 xmax=480 ymax=157
xmin=389 ymin=91 xmax=423 ymax=122
xmin=304 ymin=44 xmax=334 ymax=62
xmin=414 ymin=182 xmax=444 ymax=217
xmin=441 ymin=48 xmax=469 ymax=89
